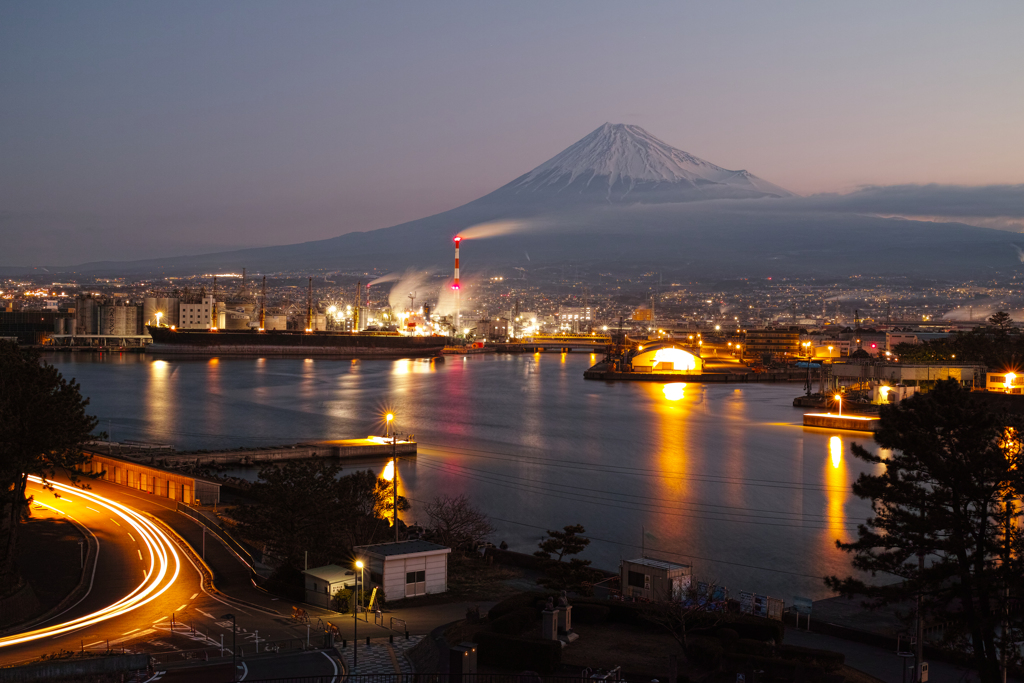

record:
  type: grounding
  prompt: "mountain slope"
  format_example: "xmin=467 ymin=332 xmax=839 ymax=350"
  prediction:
xmin=20 ymin=123 xmax=1023 ymax=279
xmin=481 ymin=123 xmax=794 ymax=204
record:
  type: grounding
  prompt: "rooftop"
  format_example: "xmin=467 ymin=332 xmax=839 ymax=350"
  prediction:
xmin=625 ymin=557 xmax=691 ymax=572
xmin=355 ymin=539 xmax=451 ymax=557
xmin=302 ymin=564 xmax=355 ymax=584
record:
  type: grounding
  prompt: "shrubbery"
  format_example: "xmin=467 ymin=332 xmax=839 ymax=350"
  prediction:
xmin=735 ymin=638 xmax=773 ymax=657
xmin=487 ymin=591 xmax=551 ymax=621
xmin=490 ymin=607 xmax=539 ymax=635
xmin=473 ymin=632 xmax=562 ymax=672
xmin=686 ymin=635 xmax=725 ymax=667
xmin=778 ymin=643 xmax=845 ymax=671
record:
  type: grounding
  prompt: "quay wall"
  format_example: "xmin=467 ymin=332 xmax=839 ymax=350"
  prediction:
xmin=802 ymin=414 xmax=880 ymax=432
xmin=584 ymin=368 xmax=810 ymax=383
xmin=162 ymin=440 xmax=417 ymax=466
xmin=149 ymin=343 xmax=441 ymax=357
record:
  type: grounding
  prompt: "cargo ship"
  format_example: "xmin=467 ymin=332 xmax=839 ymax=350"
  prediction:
xmin=147 ymin=326 xmax=448 ymax=357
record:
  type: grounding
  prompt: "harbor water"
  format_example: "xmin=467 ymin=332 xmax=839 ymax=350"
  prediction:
xmin=46 ymin=351 xmax=884 ymax=602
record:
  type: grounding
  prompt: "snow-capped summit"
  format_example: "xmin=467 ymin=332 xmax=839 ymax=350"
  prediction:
xmin=484 ymin=123 xmax=793 ymax=203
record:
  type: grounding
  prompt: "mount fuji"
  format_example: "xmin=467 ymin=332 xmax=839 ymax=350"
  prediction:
xmin=485 ymin=123 xmax=794 ymax=204
xmin=35 ymin=123 xmax=1021 ymax=278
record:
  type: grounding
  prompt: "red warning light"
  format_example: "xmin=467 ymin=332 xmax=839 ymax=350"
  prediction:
xmin=451 ymin=284 xmax=460 ymax=290
xmin=454 ymin=236 xmax=462 ymax=243
xmin=871 ymin=343 xmax=877 ymax=348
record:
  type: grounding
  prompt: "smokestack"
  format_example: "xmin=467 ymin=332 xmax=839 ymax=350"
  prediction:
xmin=453 ymin=236 xmax=462 ymax=336
xmin=356 ymin=281 xmax=362 ymax=331
xmin=259 ymin=276 xmax=266 ymax=331
xmin=306 ymin=277 xmax=313 ymax=332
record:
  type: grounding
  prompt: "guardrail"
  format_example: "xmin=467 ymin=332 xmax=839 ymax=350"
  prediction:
xmin=149 ymin=635 xmax=333 ymax=666
xmin=175 ymin=502 xmax=262 ymax=567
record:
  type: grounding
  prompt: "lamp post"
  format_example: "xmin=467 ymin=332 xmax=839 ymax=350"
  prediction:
xmin=353 ymin=559 xmax=365 ymax=670
xmin=802 ymin=341 xmax=813 ymax=396
xmin=155 ymin=311 xmax=162 ymax=327
xmin=220 ymin=613 xmax=236 ymax=681
xmin=834 ymin=393 xmax=843 ymax=416
xmin=385 ymin=412 xmax=393 ymax=439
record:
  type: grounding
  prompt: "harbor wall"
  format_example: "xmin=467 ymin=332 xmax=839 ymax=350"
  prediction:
xmin=159 ymin=440 xmax=417 ymax=466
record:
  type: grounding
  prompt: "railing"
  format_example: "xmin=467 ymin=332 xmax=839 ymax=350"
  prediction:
xmin=176 ymin=502 xmax=262 ymax=567
xmin=149 ymin=635 xmax=333 ymax=666
xmin=241 ymin=676 xmax=602 ymax=683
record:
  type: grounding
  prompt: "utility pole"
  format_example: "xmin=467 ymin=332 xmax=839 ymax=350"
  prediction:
xmin=916 ymin=552 xmax=924 ymax=682
xmin=393 ymin=431 xmax=399 ymax=543
xmin=307 ymin=277 xmax=313 ymax=332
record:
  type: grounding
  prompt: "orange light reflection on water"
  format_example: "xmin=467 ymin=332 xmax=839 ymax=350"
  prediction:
xmin=826 ymin=435 xmax=849 ymax=544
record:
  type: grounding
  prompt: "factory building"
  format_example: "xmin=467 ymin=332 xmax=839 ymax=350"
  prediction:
xmin=743 ymin=328 xmax=801 ymax=362
xmin=179 ymin=295 xmax=217 ymax=329
xmin=629 ymin=342 xmax=703 ymax=373
xmin=559 ymin=306 xmax=592 ymax=333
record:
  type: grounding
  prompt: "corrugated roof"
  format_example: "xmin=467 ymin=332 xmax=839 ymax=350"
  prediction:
xmin=625 ymin=557 xmax=690 ymax=571
xmin=302 ymin=564 xmax=355 ymax=584
xmin=355 ymin=539 xmax=450 ymax=557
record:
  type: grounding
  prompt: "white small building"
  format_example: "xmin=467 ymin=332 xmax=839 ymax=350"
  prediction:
xmin=302 ymin=564 xmax=356 ymax=609
xmin=354 ymin=540 xmax=451 ymax=601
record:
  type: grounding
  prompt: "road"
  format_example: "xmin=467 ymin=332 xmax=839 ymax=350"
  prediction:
xmin=0 ymin=475 xmax=347 ymax=678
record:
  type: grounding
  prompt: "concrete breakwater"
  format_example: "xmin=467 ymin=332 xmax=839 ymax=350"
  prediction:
xmin=157 ymin=438 xmax=416 ymax=466
xmin=584 ymin=362 xmax=810 ymax=383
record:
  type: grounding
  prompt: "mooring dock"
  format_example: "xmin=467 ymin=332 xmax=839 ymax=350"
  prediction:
xmin=802 ymin=413 xmax=879 ymax=432
xmin=138 ymin=437 xmax=417 ymax=467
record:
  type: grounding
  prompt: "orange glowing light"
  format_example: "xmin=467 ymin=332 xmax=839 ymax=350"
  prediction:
xmin=829 ymin=436 xmax=842 ymax=468
xmin=662 ymin=383 xmax=686 ymax=401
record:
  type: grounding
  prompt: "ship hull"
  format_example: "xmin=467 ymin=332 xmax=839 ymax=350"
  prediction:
xmin=147 ymin=326 xmax=447 ymax=357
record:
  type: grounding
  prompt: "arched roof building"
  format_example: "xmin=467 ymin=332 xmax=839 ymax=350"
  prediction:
xmin=630 ymin=342 xmax=704 ymax=373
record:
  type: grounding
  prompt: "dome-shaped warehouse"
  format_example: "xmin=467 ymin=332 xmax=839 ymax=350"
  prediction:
xmin=630 ymin=342 xmax=704 ymax=373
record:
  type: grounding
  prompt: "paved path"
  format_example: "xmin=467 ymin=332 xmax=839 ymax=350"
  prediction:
xmin=339 ymin=635 xmax=423 ymax=674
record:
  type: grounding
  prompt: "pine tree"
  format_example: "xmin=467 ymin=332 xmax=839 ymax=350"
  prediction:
xmin=826 ymin=379 xmax=1024 ymax=683
xmin=0 ymin=342 xmax=98 ymax=591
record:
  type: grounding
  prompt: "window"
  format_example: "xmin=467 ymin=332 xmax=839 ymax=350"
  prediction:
xmin=627 ymin=571 xmax=646 ymax=588
xmin=406 ymin=569 xmax=426 ymax=597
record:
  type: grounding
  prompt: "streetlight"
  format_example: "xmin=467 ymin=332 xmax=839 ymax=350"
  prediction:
xmin=220 ymin=613 xmax=237 ymax=680
xmin=391 ymin=415 xmax=399 ymax=542
xmin=385 ymin=412 xmax=393 ymax=438
xmin=155 ymin=311 xmax=162 ymax=327
xmin=353 ymin=560 xmax=362 ymax=671
xmin=835 ymin=394 xmax=843 ymax=416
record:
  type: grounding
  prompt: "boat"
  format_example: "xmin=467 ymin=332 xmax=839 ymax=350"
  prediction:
xmin=146 ymin=326 xmax=448 ymax=357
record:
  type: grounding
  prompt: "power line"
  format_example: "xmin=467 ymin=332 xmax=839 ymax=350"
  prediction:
xmin=418 ymin=454 xmax=854 ymax=524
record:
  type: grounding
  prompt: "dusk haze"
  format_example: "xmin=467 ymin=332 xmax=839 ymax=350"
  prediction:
xmin=3 ymin=3 xmax=1024 ymax=682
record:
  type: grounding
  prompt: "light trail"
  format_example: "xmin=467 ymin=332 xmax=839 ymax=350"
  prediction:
xmin=0 ymin=476 xmax=182 ymax=649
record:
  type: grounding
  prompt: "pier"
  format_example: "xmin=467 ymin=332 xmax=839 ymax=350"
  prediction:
xmin=583 ymin=361 xmax=810 ymax=383
xmin=802 ymin=413 xmax=879 ymax=432
xmin=104 ymin=437 xmax=417 ymax=467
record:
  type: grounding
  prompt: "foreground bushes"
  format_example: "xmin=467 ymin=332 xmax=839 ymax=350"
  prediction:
xmin=473 ymin=632 xmax=562 ymax=672
xmin=490 ymin=607 xmax=539 ymax=635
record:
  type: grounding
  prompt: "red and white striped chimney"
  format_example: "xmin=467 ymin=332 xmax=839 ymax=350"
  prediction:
xmin=453 ymin=236 xmax=462 ymax=335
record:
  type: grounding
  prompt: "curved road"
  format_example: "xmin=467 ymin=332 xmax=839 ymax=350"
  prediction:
xmin=0 ymin=477 xmax=340 ymax=681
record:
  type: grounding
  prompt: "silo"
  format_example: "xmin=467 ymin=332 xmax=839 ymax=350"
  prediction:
xmin=225 ymin=312 xmax=251 ymax=330
xmin=144 ymin=297 xmax=179 ymax=327
xmin=76 ymin=297 xmax=97 ymax=335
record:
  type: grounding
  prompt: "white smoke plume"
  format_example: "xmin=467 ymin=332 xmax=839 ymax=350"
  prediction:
xmin=367 ymin=272 xmax=402 ymax=287
xmin=387 ymin=269 xmax=433 ymax=310
xmin=458 ymin=219 xmax=532 ymax=240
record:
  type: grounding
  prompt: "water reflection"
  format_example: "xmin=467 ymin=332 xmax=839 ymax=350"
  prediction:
xmin=825 ymin=435 xmax=849 ymax=545
xmin=663 ymin=383 xmax=686 ymax=401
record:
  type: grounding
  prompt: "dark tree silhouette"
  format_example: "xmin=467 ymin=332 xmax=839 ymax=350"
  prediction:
xmin=826 ymin=380 xmax=1024 ymax=683
xmin=0 ymin=342 xmax=98 ymax=590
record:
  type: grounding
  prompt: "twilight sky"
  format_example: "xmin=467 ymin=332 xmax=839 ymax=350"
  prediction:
xmin=2 ymin=1 xmax=1022 ymax=266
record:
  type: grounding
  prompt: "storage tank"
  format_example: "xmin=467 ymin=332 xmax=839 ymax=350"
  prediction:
xmin=264 ymin=314 xmax=287 ymax=331
xmin=143 ymin=297 xmax=179 ymax=327
xmin=75 ymin=297 xmax=98 ymax=335
xmin=225 ymin=312 xmax=251 ymax=330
